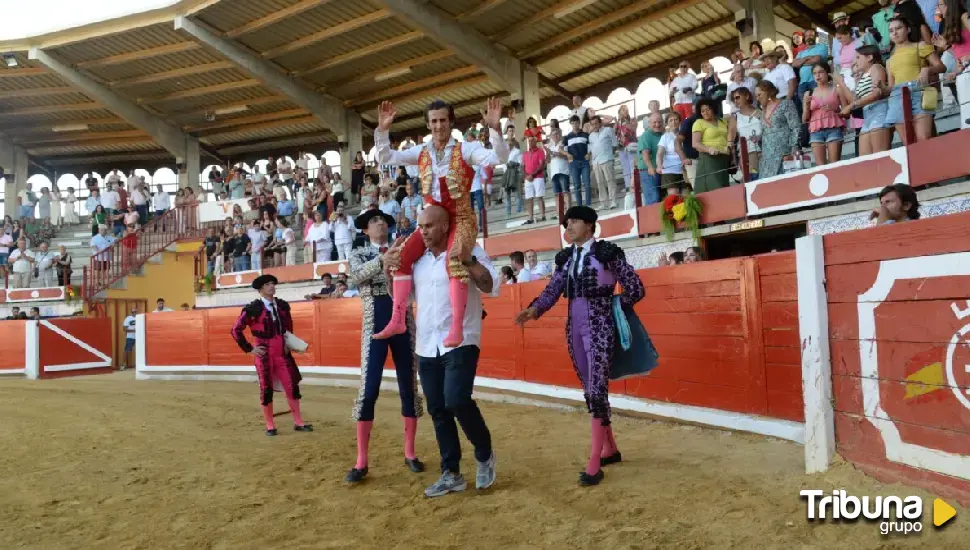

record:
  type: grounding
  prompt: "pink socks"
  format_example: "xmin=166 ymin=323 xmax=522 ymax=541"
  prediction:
xmin=356 ymin=421 xmax=373 ymax=469
xmin=586 ymin=418 xmax=607 ymax=476
xmin=403 ymin=416 xmax=418 ymax=460
xmin=601 ymin=426 xmax=618 ymax=457
xmin=373 ymin=277 xmax=411 ymax=340
xmin=443 ymin=279 xmax=468 ymax=348
xmin=287 ymin=397 xmax=305 ymax=427
xmin=261 ymin=404 xmax=275 ymax=431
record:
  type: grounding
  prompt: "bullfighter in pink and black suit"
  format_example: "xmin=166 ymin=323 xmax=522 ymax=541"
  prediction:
xmin=231 ymin=274 xmax=313 ymax=436
xmin=516 ymin=206 xmax=645 ymax=487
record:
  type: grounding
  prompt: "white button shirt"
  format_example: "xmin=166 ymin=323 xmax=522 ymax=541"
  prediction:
xmin=413 ymin=244 xmax=499 ymax=358
xmin=375 ymin=128 xmax=509 ymax=202
xmin=588 ymin=127 xmax=617 ymax=165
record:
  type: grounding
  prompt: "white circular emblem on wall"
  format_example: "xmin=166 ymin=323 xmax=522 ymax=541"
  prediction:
xmin=945 ymin=327 xmax=970 ymax=412
xmin=338 ymin=263 xmax=347 ymax=273
xmin=234 ymin=274 xmax=242 ymax=284
xmin=31 ymin=290 xmax=39 ymax=298
xmin=808 ymin=174 xmax=829 ymax=197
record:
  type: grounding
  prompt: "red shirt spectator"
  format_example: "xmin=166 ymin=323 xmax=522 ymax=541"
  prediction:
xmin=522 ymin=145 xmax=546 ymax=179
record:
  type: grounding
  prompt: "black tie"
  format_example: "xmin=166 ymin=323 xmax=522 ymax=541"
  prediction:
xmin=270 ymin=302 xmax=283 ymax=335
xmin=572 ymin=247 xmax=582 ymax=281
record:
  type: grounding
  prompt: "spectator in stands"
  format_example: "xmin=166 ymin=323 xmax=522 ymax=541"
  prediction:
xmin=8 ymin=239 xmax=34 ymax=288
xmin=6 ymin=307 xmax=20 ymax=319
xmin=510 ymin=250 xmax=531 ymax=283
xmin=203 ymin=227 xmax=220 ymax=275
xmin=894 ymin=0 xmax=934 ymax=43
xmin=546 ymin=127 xmax=572 ymax=210
xmin=17 ymin=183 xmax=37 ymax=221
xmin=332 ymin=204 xmax=354 ymax=261
xmin=37 ymin=187 xmax=51 ymax=221
xmin=153 ymin=298 xmax=173 ymax=313
xmin=678 ymin=104 xmax=700 ymax=186
xmin=727 ymin=87 xmax=763 ymax=180
xmin=932 ymin=0 xmax=970 ymax=71
xmin=278 ymin=156 xmax=295 ymax=194
xmin=181 ymin=303 xmax=191 ymax=311
xmin=755 ymin=80 xmax=801 ymax=178
xmin=230 ymin=224 xmax=252 ymax=272
xmin=565 ymin=115 xmax=592 ymax=207
xmin=91 ymin=225 xmax=114 ymax=271
xmin=670 ymin=60 xmax=698 ymax=121
xmin=154 ymin=185 xmax=170 ymax=219
xmin=684 ymin=247 xmax=705 ymax=263
xmin=884 ymin=15 xmax=945 ymax=143
xmin=100 ymin=182 xmax=119 ymax=221
xmin=352 ymin=151 xmax=366 ymax=205
xmin=56 ymin=245 xmax=72 ymax=286
xmin=691 ymin=98 xmax=731 ymax=192
xmin=656 ymin=251 xmax=685 ymax=266
xmin=873 ymin=183 xmax=921 ymax=223
xmin=792 ymin=31 xmax=806 ymax=57
xmin=34 ymin=242 xmax=56 ymax=287
xmin=638 ymin=113 xmax=664 ymax=205
xmin=90 ymin=204 xmax=107 ymax=237
xmin=727 ymin=64 xmax=758 ymax=113
xmin=229 ymin=168 xmax=246 ymax=199
xmin=401 ymin=184 xmax=422 ymax=227
xmin=378 ymin=190 xmax=402 ymax=227
xmin=872 ymin=1 xmax=896 ymax=55
xmin=121 ymin=307 xmax=137 ymax=370
xmin=332 ymin=281 xmax=350 ymax=298
xmin=615 ymin=105 xmax=638 ymax=192
xmin=64 ymin=187 xmax=79 ymax=225
xmin=132 ymin=183 xmax=150 ymax=225
xmin=248 ymin=221 xmax=267 ymax=271
xmin=803 ymin=63 xmax=846 ymax=166
xmin=589 ymin=115 xmax=618 ymax=210
xmin=306 ymin=210 xmax=333 ymax=263
xmin=331 ymin=173 xmax=347 ymax=207
xmin=792 ymin=30 xmax=829 ymax=127
xmin=522 ymin=134 xmax=548 ymax=223
xmin=569 ymin=94 xmax=590 ymax=127
xmin=0 ymin=226 xmax=11 ymax=271
xmin=505 ymin=137 xmax=524 ymax=214
xmin=647 ymin=100 xmax=661 ymax=118
xmin=743 ymin=41 xmax=766 ymax=77
xmin=499 ymin=266 xmax=516 ymax=285
xmin=657 ymin=111 xmax=688 ymax=194
xmin=762 ymin=51 xmax=797 ymax=101
xmin=361 ymin=173 xmax=379 ymax=210
xmin=28 ymin=307 xmax=40 ymax=320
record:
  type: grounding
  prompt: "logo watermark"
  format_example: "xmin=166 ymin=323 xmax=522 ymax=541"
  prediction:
xmin=800 ymin=490 xmax=957 ymax=535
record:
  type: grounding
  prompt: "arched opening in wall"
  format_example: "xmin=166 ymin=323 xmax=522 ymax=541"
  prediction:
xmin=27 ymin=174 xmax=53 ymax=191
xmin=546 ymin=104 xmax=572 ymax=131
xmin=321 ymin=151 xmax=340 ymax=178
xmin=602 ymin=87 xmax=634 ymax=120
xmin=134 ymin=169 xmax=152 ymax=187
xmin=301 ymin=152 xmax=319 ymax=181
xmin=634 ymin=78 xmax=669 ymax=116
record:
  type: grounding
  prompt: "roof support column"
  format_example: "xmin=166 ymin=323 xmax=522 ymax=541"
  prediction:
xmin=339 ymin=111 xmax=363 ymax=205
xmin=27 ymin=47 xmax=196 ymax=168
xmin=513 ymin=66 xmax=541 ymax=141
xmin=0 ymin=135 xmax=28 ymax=220
xmin=733 ymin=0 xmax=776 ymax=51
xmin=178 ymin=139 xmax=201 ymax=194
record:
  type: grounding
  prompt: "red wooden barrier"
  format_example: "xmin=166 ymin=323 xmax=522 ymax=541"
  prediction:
xmin=145 ymin=254 xmax=797 ymax=421
xmin=820 ymin=209 xmax=970 ymax=504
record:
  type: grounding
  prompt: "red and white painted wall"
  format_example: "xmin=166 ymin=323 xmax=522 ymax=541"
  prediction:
xmin=0 ymin=317 xmax=113 ymax=379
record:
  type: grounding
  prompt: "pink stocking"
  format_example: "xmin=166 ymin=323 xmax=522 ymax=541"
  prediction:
xmin=586 ymin=418 xmax=606 ymax=476
xmin=443 ymin=279 xmax=468 ymax=348
xmin=287 ymin=397 xmax=305 ymax=427
xmin=261 ymin=403 xmax=275 ymax=431
xmin=356 ymin=421 xmax=373 ymax=469
xmin=374 ymin=277 xmax=411 ymax=340
xmin=403 ymin=416 xmax=418 ymax=460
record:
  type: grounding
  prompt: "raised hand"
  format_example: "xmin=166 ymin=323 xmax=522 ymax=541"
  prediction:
xmin=482 ymin=97 xmax=503 ymax=132
xmin=377 ymin=101 xmax=397 ymax=132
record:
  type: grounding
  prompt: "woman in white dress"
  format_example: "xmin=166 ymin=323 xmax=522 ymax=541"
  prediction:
xmin=50 ymin=184 xmax=62 ymax=226
xmin=727 ymin=86 xmax=764 ymax=181
xmin=63 ymin=187 xmax=79 ymax=225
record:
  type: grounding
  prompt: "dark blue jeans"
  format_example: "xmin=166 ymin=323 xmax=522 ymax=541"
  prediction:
xmin=136 ymin=205 xmax=148 ymax=226
xmin=357 ymin=296 xmax=419 ymax=421
xmin=418 ymin=345 xmax=492 ymax=474
xmin=569 ymin=159 xmax=591 ymax=206
xmin=639 ymin=170 xmax=660 ymax=206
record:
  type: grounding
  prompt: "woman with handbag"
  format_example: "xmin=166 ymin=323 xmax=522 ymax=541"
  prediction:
xmin=515 ymin=206 xmax=649 ymax=487
xmin=883 ymin=16 xmax=946 ymax=143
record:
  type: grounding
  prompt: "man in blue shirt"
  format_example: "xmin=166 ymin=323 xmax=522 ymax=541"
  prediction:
xmin=791 ymin=29 xmax=828 ymax=112
xmin=277 ymin=198 xmax=295 ymax=221
xmin=564 ymin=115 xmax=592 ymax=206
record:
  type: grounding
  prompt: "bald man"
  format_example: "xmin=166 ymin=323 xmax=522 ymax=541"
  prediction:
xmin=385 ymin=204 xmax=500 ymax=497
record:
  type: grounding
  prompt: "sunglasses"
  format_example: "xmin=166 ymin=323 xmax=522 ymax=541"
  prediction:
xmin=679 ymin=65 xmax=688 ymax=69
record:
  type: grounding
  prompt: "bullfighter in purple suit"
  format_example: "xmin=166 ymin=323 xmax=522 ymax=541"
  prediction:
xmin=515 ymin=205 xmax=645 ymax=486
xmin=231 ymin=274 xmax=313 ymax=436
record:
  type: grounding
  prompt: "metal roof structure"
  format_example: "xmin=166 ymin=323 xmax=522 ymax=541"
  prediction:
xmin=0 ymin=0 xmax=878 ymax=174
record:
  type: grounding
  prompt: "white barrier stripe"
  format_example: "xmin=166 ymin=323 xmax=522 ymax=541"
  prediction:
xmin=44 ymin=362 xmax=111 ymax=372
xmin=137 ymin=365 xmax=804 ymax=443
xmin=39 ymin=320 xmax=112 ymax=362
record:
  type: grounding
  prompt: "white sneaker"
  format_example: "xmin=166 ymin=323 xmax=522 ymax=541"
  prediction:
xmin=476 ymin=452 xmax=496 ymax=490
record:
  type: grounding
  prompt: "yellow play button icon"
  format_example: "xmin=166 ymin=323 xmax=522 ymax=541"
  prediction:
xmin=934 ymin=498 xmax=956 ymax=527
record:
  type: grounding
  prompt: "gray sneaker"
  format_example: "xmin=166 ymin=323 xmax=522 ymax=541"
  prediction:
xmin=476 ymin=452 xmax=496 ymax=490
xmin=424 ymin=472 xmax=467 ymax=498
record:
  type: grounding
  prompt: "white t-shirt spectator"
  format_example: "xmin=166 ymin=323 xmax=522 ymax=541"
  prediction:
xmin=570 ymin=105 xmax=589 ymax=124
xmin=671 ymin=73 xmax=698 ymax=105
xmin=305 ymin=221 xmax=332 ymax=252
xmin=100 ymin=189 xmax=120 ymax=210
xmin=123 ymin=315 xmax=136 ymax=340
xmin=126 ymin=174 xmax=139 ymax=193
xmin=507 ymin=146 xmax=523 ymax=165
xmin=332 ymin=216 xmax=353 ymax=245
xmin=517 ymin=266 xmax=533 ymax=283
xmin=658 ymin=132 xmax=683 ymax=175
xmin=0 ymin=234 xmax=12 ymax=255
xmin=106 ymin=171 xmax=121 ymax=185
xmin=273 ymin=185 xmax=289 ymax=201
xmin=547 ymin=139 xmax=569 ymax=177
xmin=132 ymin=188 xmax=149 ymax=206
xmin=248 ymin=228 xmax=266 ymax=253
xmin=17 ymin=189 xmax=35 ymax=207
xmin=9 ymin=248 xmax=34 ymax=274
xmin=588 ymin=127 xmax=617 ymax=165
xmin=764 ymin=63 xmax=796 ymax=98
xmin=277 ymin=159 xmax=293 ymax=178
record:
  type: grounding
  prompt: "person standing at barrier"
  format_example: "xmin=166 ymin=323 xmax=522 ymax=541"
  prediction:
xmin=383 ymin=204 xmax=498 ymax=498
xmin=369 ymin=97 xmax=508 ymax=350
xmin=514 ymin=206 xmax=646 ymax=487
xmin=230 ymin=274 xmax=313 ymax=436
xmin=344 ymin=209 xmax=425 ymax=483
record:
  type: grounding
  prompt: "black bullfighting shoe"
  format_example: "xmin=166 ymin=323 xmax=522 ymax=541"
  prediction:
xmin=579 ymin=470 xmax=604 ymax=487
xmin=600 ymin=451 xmax=622 ymax=466
xmin=345 ymin=467 xmax=369 ymax=483
xmin=266 ymin=428 xmax=278 ymax=436
xmin=294 ymin=424 xmax=314 ymax=432
xmin=405 ymin=458 xmax=425 ymax=473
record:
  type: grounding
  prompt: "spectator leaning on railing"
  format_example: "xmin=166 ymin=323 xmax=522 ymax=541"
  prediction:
xmin=872 ymin=183 xmax=921 ymax=224
xmin=883 ymin=16 xmax=945 ymax=143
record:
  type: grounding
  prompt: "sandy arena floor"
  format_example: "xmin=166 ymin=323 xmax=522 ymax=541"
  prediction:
xmin=0 ymin=372 xmax=965 ymax=549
